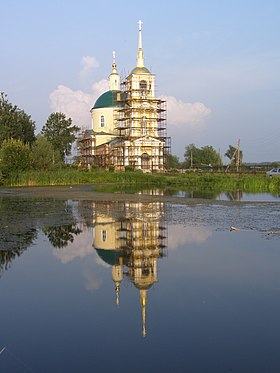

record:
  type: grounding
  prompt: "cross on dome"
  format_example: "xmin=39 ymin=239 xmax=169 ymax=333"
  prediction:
xmin=137 ymin=20 xmax=144 ymax=67
xmin=138 ymin=19 xmax=143 ymax=31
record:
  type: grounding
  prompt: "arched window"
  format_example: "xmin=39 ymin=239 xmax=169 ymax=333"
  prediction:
xmin=139 ymin=80 xmax=147 ymax=90
xmin=102 ymin=229 xmax=107 ymax=242
xmin=100 ymin=115 xmax=105 ymax=128
xmin=141 ymin=153 xmax=150 ymax=170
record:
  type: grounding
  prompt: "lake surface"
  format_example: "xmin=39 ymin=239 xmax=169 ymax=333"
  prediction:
xmin=0 ymin=190 xmax=280 ymax=372
xmin=93 ymin=185 xmax=280 ymax=202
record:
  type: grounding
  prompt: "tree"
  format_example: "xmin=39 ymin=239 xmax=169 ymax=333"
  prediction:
xmin=0 ymin=139 xmax=31 ymax=178
xmin=225 ymin=145 xmax=243 ymax=164
xmin=43 ymin=224 xmax=82 ymax=248
xmin=31 ymin=134 xmax=63 ymax=170
xmin=0 ymin=92 xmax=36 ymax=145
xmin=166 ymin=153 xmax=181 ymax=169
xmin=41 ymin=112 xmax=80 ymax=161
xmin=184 ymin=144 xmax=222 ymax=168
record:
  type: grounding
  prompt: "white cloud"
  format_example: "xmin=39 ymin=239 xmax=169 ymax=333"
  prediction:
xmin=161 ymin=96 xmax=211 ymax=159
xmin=53 ymin=228 xmax=94 ymax=263
xmin=162 ymin=95 xmax=211 ymax=130
xmin=83 ymin=265 xmax=103 ymax=291
xmin=168 ymin=224 xmax=212 ymax=250
xmin=91 ymin=80 xmax=109 ymax=93
xmin=79 ymin=56 xmax=99 ymax=82
xmin=49 ymin=80 xmax=108 ymax=128
xmin=49 ymin=89 xmax=211 ymax=132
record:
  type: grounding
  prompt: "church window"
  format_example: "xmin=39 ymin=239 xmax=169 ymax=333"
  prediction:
xmin=141 ymin=153 xmax=150 ymax=170
xmin=100 ymin=115 xmax=105 ymax=128
xmin=142 ymin=267 xmax=150 ymax=276
xmin=102 ymin=229 xmax=107 ymax=242
xmin=141 ymin=116 xmax=147 ymax=135
xmin=140 ymin=80 xmax=147 ymax=90
xmin=142 ymin=222 xmax=148 ymax=237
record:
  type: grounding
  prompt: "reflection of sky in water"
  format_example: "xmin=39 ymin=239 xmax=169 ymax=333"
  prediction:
xmin=218 ymin=192 xmax=280 ymax=202
xmin=173 ymin=190 xmax=280 ymax=202
xmin=0 ymin=199 xmax=280 ymax=372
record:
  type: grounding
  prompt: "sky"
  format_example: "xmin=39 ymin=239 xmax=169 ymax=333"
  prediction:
xmin=1 ymin=0 xmax=280 ymax=163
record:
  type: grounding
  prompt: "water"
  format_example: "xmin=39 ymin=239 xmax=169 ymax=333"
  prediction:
xmin=172 ymin=190 xmax=280 ymax=202
xmin=93 ymin=185 xmax=280 ymax=202
xmin=0 ymin=191 xmax=280 ymax=372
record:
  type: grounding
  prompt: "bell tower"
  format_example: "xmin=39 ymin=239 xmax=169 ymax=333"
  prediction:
xmin=109 ymin=51 xmax=120 ymax=91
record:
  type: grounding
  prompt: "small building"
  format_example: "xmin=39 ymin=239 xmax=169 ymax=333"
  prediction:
xmin=77 ymin=21 xmax=170 ymax=172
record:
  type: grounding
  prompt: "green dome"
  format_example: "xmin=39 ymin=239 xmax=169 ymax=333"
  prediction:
xmin=95 ymin=248 xmax=125 ymax=266
xmin=93 ymin=90 xmax=125 ymax=109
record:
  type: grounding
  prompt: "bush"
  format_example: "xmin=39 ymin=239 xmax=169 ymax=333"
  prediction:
xmin=125 ymin=165 xmax=134 ymax=172
xmin=31 ymin=134 xmax=63 ymax=170
xmin=91 ymin=164 xmax=99 ymax=171
xmin=0 ymin=170 xmax=4 ymax=185
xmin=0 ymin=139 xmax=31 ymax=178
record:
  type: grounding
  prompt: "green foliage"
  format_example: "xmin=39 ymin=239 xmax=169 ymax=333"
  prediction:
xmin=125 ymin=165 xmax=134 ymax=172
xmin=166 ymin=153 xmax=181 ymax=169
xmin=41 ymin=112 xmax=80 ymax=162
xmin=31 ymin=134 xmax=63 ymax=170
xmin=0 ymin=92 xmax=36 ymax=145
xmin=0 ymin=170 xmax=4 ymax=185
xmin=43 ymin=224 xmax=82 ymax=248
xmin=0 ymin=139 xmax=31 ymax=178
xmin=184 ymin=144 xmax=222 ymax=167
xmin=91 ymin=164 xmax=99 ymax=171
xmin=2 ymin=167 xmax=280 ymax=195
xmin=225 ymin=145 xmax=243 ymax=164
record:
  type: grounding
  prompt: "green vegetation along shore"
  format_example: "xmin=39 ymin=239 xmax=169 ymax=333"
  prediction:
xmin=2 ymin=169 xmax=280 ymax=195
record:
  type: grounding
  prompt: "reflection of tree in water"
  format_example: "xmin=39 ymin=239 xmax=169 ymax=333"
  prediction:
xmin=192 ymin=190 xmax=220 ymax=199
xmin=43 ymin=224 xmax=82 ymax=248
xmin=225 ymin=191 xmax=243 ymax=201
xmin=0 ymin=228 xmax=37 ymax=276
xmin=0 ymin=196 xmax=81 ymax=274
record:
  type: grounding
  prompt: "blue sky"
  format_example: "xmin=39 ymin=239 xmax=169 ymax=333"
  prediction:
xmin=1 ymin=0 xmax=280 ymax=162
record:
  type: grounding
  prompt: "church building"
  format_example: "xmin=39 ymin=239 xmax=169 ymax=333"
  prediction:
xmin=92 ymin=199 xmax=167 ymax=337
xmin=77 ymin=21 xmax=170 ymax=172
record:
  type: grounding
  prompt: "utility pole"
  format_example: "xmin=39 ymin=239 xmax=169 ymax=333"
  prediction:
xmin=236 ymin=139 xmax=240 ymax=173
xmin=190 ymin=151 xmax=193 ymax=168
xmin=225 ymin=139 xmax=241 ymax=173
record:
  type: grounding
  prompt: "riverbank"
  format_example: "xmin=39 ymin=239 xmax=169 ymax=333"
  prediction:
xmin=2 ymin=169 xmax=280 ymax=194
xmin=1 ymin=183 xmax=279 ymax=206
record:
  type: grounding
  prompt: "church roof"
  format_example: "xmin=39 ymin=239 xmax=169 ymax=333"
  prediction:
xmin=93 ymin=90 xmax=125 ymax=109
xmin=129 ymin=66 xmax=151 ymax=76
xmin=95 ymin=248 xmax=125 ymax=266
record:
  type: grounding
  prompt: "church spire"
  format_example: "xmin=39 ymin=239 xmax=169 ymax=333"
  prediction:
xmin=136 ymin=20 xmax=145 ymax=68
xmin=112 ymin=258 xmax=123 ymax=306
xmin=140 ymin=289 xmax=147 ymax=337
xmin=109 ymin=50 xmax=120 ymax=91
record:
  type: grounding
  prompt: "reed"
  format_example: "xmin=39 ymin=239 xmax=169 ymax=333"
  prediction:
xmin=4 ymin=169 xmax=165 ymax=187
xmin=3 ymin=169 xmax=280 ymax=194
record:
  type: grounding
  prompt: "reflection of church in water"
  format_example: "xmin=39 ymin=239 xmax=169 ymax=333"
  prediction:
xmin=92 ymin=199 xmax=167 ymax=336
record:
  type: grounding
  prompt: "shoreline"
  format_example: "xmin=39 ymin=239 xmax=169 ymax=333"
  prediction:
xmin=0 ymin=184 xmax=279 ymax=206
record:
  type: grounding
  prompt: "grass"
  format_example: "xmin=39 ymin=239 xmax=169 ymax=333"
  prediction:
xmin=2 ymin=169 xmax=280 ymax=194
